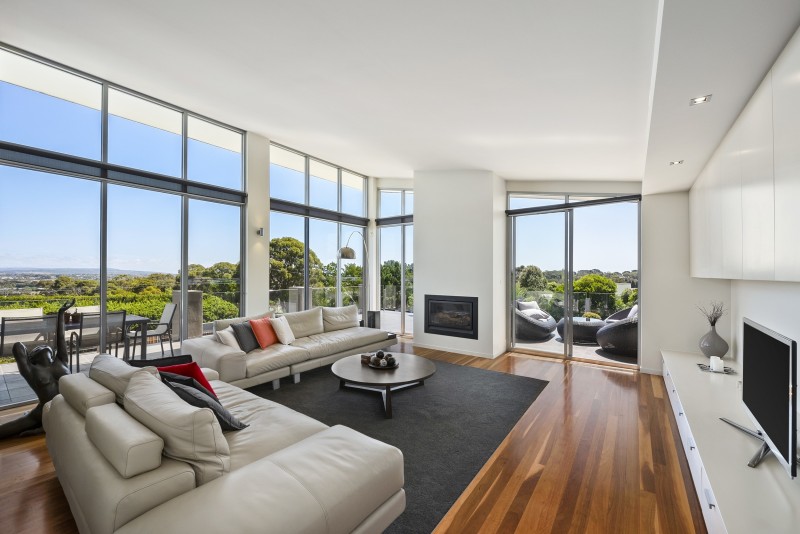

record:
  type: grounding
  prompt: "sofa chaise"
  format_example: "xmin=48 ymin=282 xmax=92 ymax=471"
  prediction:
xmin=181 ymin=306 xmax=395 ymax=389
xmin=43 ymin=355 xmax=405 ymax=534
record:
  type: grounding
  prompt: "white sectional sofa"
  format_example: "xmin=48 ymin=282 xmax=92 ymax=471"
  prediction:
xmin=181 ymin=306 xmax=395 ymax=389
xmin=43 ymin=355 xmax=405 ymax=534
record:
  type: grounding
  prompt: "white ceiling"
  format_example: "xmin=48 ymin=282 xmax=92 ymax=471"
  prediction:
xmin=1 ymin=1 xmax=799 ymax=192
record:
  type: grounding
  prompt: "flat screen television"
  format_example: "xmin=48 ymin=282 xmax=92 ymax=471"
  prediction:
xmin=742 ymin=318 xmax=797 ymax=478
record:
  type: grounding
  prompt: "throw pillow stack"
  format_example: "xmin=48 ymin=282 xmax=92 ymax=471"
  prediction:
xmin=215 ymin=317 xmax=281 ymax=352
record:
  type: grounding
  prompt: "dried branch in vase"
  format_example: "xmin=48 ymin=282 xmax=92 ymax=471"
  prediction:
xmin=698 ymin=301 xmax=726 ymax=326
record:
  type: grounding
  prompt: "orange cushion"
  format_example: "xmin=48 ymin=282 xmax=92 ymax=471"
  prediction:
xmin=250 ymin=317 xmax=278 ymax=349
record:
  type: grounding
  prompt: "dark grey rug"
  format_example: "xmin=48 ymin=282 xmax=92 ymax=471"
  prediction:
xmin=250 ymin=359 xmax=548 ymax=533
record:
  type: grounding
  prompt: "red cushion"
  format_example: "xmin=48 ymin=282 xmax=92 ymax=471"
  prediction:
xmin=250 ymin=317 xmax=278 ymax=349
xmin=157 ymin=362 xmax=215 ymax=396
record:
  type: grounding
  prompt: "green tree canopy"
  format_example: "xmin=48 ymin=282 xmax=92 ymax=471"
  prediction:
xmin=573 ymin=273 xmax=617 ymax=294
xmin=269 ymin=237 xmax=322 ymax=290
xmin=518 ymin=265 xmax=548 ymax=291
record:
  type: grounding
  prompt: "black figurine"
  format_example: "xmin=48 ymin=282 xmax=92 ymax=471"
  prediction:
xmin=0 ymin=299 xmax=73 ymax=439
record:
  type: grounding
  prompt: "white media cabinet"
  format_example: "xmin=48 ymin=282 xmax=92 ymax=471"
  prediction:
xmin=661 ymin=350 xmax=800 ymax=533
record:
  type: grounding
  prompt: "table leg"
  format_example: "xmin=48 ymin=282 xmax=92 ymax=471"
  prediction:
xmin=384 ymin=385 xmax=392 ymax=419
xmin=339 ymin=379 xmax=345 ymax=389
xmin=139 ymin=319 xmax=148 ymax=360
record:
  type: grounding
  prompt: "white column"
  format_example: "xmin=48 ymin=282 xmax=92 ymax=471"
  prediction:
xmin=244 ymin=132 xmax=270 ymax=315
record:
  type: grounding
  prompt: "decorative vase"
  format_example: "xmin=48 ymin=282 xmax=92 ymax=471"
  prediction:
xmin=699 ymin=325 xmax=729 ymax=358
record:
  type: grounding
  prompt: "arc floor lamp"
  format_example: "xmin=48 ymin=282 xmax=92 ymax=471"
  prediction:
xmin=339 ymin=230 xmax=370 ymax=324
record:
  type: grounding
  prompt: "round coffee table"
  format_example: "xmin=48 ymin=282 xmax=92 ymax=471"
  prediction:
xmin=556 ymin=317 xmax=606 ymax=344
xmin=331 ymin=353 xmax=436 ymax=418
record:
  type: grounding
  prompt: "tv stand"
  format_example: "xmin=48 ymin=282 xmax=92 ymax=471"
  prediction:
xmin=719 ymin=417 xmax=771 ymax=468
xmin=661 ymin=351 xmax=800 ymax=534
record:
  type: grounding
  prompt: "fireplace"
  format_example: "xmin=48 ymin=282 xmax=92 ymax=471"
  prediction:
xmin=424 ymin=295 xmax=479 ymax=340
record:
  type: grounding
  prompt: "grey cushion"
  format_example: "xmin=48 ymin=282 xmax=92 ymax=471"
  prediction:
xmin=123 ymin=371 xmax=230 ymax=485
xmin=231 ymin=322 xmax=259 ymax=353
xmin=281 ymin=308 xmax=324 ymax=338
xmin=322 ymin=305 xmax=359 ymax=332
xmin=162 ymin=380 xmax=248 ymax=432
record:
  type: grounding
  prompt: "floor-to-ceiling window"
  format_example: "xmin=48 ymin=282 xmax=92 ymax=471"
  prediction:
xmin=268 ymin=144 xmax=368 ymax=317
xmin=508 ymin=193 xmax=640 ymax=368
xmin=377 ymin=189 xmax=413 ymax=335
xmin=0 ymin=46 xmax=245 ymax=405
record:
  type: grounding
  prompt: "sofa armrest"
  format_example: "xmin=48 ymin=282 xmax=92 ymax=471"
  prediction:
xmin=200 ymin=367 xmax=220 ymax=381
xmin=181 ymin=336 xmax=246 ymax=382
xmin=115 ymin=425 xmax=404 ymax=534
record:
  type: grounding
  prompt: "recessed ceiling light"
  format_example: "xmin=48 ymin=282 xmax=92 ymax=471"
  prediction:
xmin=690 ymin=94 xmax=712 ymax=106
xmin=669 ymin=160 xmax=684 ymax=166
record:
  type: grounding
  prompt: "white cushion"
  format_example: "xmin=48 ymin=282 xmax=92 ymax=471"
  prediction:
xmin=86 ymin=403 xmax=164 ymax=479
xmin=123 ymin=371 xmax=230 ymax=485
xmin=270 ymin=315 xmax=296 ymax=345
xmin=58 ymin=372 xmax=116 ymax=416
xmin=215 ymin=327 xmax=239 ymax=349
xmin=517 ymin=300 xmax=540 ymax=311
xmin=322 ymin=305 xmax=359 ymax=332
xmin=89 ymin=355 xmax=158 ymax=403
xmin=281 ymin=307 xmax=324 ymax=338
xmin=628 ymin=304 xmax=639 ymax=318
xmin=522 ymin=309 xmax=549 ymax=321
xmin=213 ymin=311 xmax=273 ymax=333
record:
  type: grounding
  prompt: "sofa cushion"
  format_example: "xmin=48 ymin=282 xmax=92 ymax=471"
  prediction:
xmin=163 ymin=380 xmax=248 ymax=432
xmin=628 ymin=304 xmax=639 ymax=318
xmin=282 ymin=307 xmax=324 ymax=338
xmin=89 ymin=355 xmax=158 ymax=403
xmin=244 ymin=343 xmax=309 ymax=378
xmin=212 ymin=381 xmax=328 ymax=470
xmin=270 ymin=315 xmax=295 ymax=345
xmin=123 ymin=371 xmax=230 ymax=485
xmin=322 ymin=305 xmax=359 ymax=332
xmin=231 ymin=322 xmax=260 ymax=353
xmin=159 ymin=371 xmax=218 ymax=400
xmin=58 ymin=372 xmax=115 ymax=416
xmin=86 ymin=403 xmax=164 ymax=479
xmin=214 ymin=311 xmax=273 ymax=333
xmin=249 ymin=317 xmax=278 ymax=349
xmin=215 ymin=326 xmax=239 ymax=349
xmin=291 ymin=327 xmax=390 ymax=359
xmin=517 ymin=300 xmax=540 ymax=311
xmin=158 ymin=362 xmax=216 ymax=396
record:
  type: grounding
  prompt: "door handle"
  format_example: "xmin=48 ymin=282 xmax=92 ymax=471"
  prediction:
xmin=704 ymin=488 xmax=716 ymax=510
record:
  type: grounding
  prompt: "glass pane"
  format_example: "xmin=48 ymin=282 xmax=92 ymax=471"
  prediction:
xmin=404 ymin=225 xmax=414 ymax=334
xmin=107 ymin=89 xmax=182 ymax=176
xmin=188 ymin=200 xmax=241 ymax=338
xmin=309 ymin=160 xmax=338 ymax=211
xmin=380 ymin=190 xmax=402 ymax=218
xmin=340 ymin=225 xmax=365 ymax=313
xmin=107 ymin=185 xmax=181 ymax=357
xmin=404 ymin=191 xmax=414 ymax=215
xmin=508 ymin=194 xmax=566 ymax=210
xmin=308 ymin=218 xmax=338 ymax=307
xmin=270 ymin=145 xmax=305 ymax=204
xmin=342 ymin=171 xmax=365 ymax=216
xmin=188 ymin=116 xmax=243 ymax=190
xmin=379 ymin=226 xmax=402 ymax=333
xmin=0 ymin=49 xmax=101 ymax=159
xmin=513 ymin=212 xmax=565 ymax=357
xmin=269 ymin=211 xmax=305 ymax=312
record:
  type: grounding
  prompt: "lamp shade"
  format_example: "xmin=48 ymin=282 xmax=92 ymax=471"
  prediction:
xmin=339 ymin=246 xmax=356 ymax=259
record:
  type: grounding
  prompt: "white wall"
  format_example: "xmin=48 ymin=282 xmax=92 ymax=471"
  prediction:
xmin=244 ymin=132 xmax=270 ymax=315
xmin=413 ymin=170 xmax=506 ymax=358
xmin=640 ymin=192 xmax=731 ymax=373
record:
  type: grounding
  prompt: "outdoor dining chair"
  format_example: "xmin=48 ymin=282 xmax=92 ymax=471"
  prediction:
xmin=0 ymin=315 xmax=58 ymax=358
xmin=68 ymin=310 xmax=128 ymax=372
xmin=126 ymin=303 xmax=177 ymax=357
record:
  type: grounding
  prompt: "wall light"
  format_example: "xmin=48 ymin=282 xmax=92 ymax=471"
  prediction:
xmin=669 ymin=160 xmax=684 ymax=166
xmin=256 ymin=227 xmax=265 ymax=237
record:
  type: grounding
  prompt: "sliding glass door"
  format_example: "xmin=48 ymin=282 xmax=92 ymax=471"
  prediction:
xmin=510 ymin=195 xmax=640 ymax=367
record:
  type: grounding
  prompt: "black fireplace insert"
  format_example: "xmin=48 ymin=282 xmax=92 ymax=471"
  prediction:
xmin=424 ymin=295 xmax=478 ymax=339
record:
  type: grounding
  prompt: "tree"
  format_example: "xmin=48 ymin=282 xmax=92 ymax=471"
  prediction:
xmin=268 ymin=237 xmax=322 ymax=290
xmin=518 ymin=265 xmax=548 ymax=291
xmin=573 ymin=274 xmax=618 ymax=315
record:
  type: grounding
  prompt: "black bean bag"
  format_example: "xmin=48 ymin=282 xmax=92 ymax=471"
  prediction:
xmin=596 ymin=316 xmax=638 ymax=357
xmin=514 ymin=308 xmax=557 ymax=341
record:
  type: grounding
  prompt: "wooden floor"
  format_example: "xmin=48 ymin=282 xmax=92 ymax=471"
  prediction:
xmin=0 ymin=344 xmax=705 ymax=534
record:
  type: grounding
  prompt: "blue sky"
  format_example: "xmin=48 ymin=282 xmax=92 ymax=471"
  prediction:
xmin=0 ymin=81 xmax=241 ymax=273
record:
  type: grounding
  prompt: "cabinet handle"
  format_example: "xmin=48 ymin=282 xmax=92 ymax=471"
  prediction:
xmin=679 ymin=412 xmax=684 ymax=416
xmin=704 ymin=488 xmax=716 ymax=510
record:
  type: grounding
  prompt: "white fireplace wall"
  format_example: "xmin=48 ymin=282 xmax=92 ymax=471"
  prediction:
xmin=413 ymin=170 xmax=507 ymax=358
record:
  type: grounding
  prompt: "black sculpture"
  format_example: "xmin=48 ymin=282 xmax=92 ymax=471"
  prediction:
xmin=0 ymin=299 xmax=73 ymax=439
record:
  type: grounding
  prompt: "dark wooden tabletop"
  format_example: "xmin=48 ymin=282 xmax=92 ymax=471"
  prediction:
xmin=331 ymin=352 xmax=437 ymax=387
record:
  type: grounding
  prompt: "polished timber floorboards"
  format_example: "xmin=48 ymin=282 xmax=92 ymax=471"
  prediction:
xmin=0 ymin=343 xmax=705 ymax=534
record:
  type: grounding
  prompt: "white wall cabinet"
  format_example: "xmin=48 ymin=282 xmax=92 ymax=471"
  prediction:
xmin=772 ymin=32 xmax=800 ymax=281
xmin=662 ymin=351 xmax=800 ymax=534
xmin=689 ymin=26 xmax=800 ymax=281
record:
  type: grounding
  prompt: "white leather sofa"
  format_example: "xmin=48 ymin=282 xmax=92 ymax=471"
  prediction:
xmin=43 ymin=356 xmax=405 ymax=534
xmin=181 ymin=306 xmax=395 ymax=389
